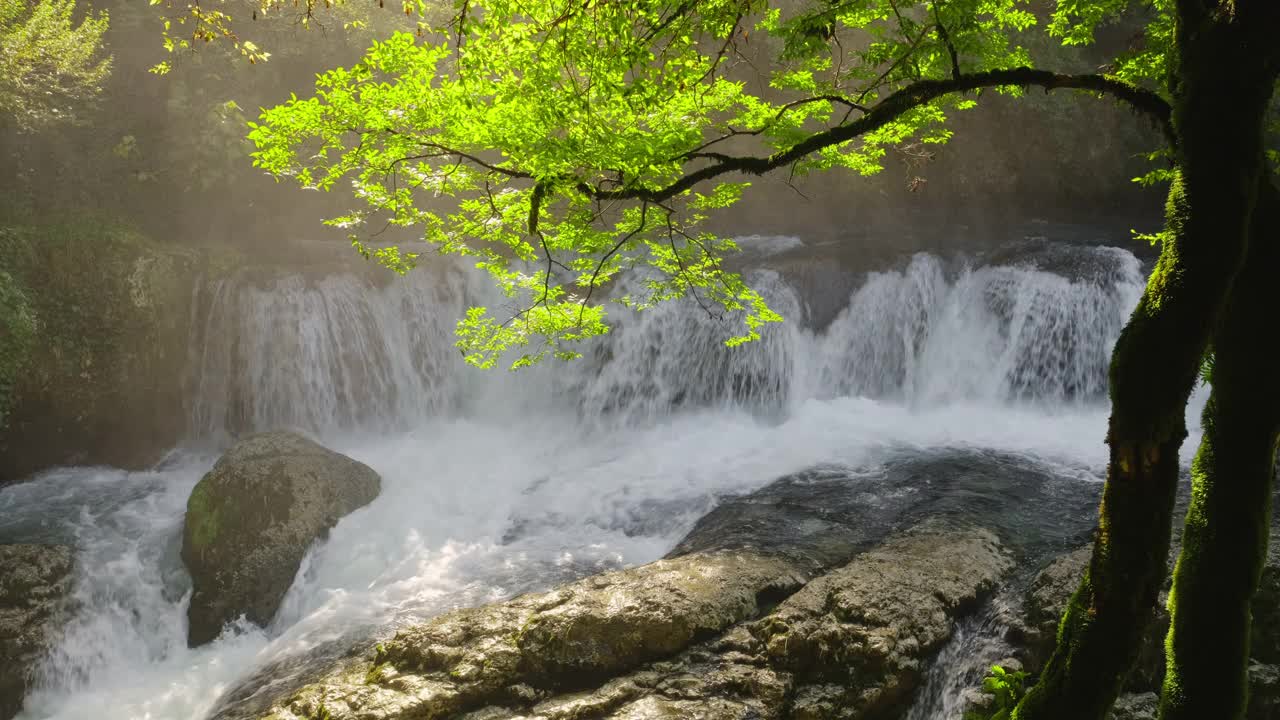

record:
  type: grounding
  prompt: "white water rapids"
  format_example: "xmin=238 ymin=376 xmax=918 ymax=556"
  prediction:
xmin=0 ymin=236 xmax=1200 ymax=720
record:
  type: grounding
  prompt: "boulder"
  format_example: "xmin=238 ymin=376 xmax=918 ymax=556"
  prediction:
xmin=0 ymin=544 xmax=72 ymax=720
xmin=182 ymin=431 xmax=381 ymax=647
xmin=1108 ymin=693 xmax=1158 ymax=720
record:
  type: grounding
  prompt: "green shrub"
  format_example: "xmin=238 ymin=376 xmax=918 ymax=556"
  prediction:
xmin=964 ymin=664 xmax=1029 ymax=720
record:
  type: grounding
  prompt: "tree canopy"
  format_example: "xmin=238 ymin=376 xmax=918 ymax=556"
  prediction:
xmin=241 ymin=0 xmax=1236 ymax=369
xmin=0 ymin=0 xmax=111 ymax=131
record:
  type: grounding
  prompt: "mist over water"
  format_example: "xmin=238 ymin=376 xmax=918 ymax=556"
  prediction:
xmin=0 ymin=236 xmax=1184 ymax=720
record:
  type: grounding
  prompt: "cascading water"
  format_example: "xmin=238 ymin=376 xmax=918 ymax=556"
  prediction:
xmin=811 ymin=247 xmax=1144 ymax=406
xmin=0 ymin=234 xmax=1174 ymax=720
xmin=189 ymin=267 xmax=470 ymax=441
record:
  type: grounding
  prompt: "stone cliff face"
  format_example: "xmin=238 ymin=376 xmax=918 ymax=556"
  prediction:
xmin=0 ymin=221 xmax=241 ymax=484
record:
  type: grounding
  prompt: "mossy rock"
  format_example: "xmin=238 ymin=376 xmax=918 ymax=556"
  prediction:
xmin=182 ymin=432 xmax=381 ymax=647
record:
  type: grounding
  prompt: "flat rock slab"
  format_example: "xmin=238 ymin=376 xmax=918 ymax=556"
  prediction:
xmin=252 ymin=521 xmax=1010 ymax=720
xmin=670 ymin=449 xmax=1098 ymax=574
xmin=259 ymin=552 xmax=805 ymax=720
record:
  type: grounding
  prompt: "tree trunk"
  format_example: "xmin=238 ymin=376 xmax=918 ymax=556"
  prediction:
xmin=1159 ymin=175 xmax=1280 ymax=720
xmin=1013 ymin=4 xmax=1277 ymax=718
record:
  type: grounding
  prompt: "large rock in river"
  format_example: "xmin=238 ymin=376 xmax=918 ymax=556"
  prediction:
xmin=231 ymin=520 xmax=1009 ymax=720
xmin=182 ymin=431 xmax=381 ymax=647
xmin=258 ymin=551 xmax=806 ymax=720
xmin=0 ymin=544 xmax=72 ymax=720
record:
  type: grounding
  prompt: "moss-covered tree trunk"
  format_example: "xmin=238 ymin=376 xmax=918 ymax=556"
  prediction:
xmin=1158 ymin=176 xmax=1280 ymax=720
xmin=1013 ymin=3 xmax=1278 ymax=718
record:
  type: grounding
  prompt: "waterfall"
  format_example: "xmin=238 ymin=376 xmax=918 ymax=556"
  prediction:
xmin=188 ymin=267 xmax=471 ymax=441
xmin=568 ymin=270 xmax=807 ymax=424
xmin=185 ymin=242 xmax=1145 ymax=442
xmin=813 ymin=247 xmax=1144 ymax=406
xmin=4 ymin=237 xmax=1153 ymax=720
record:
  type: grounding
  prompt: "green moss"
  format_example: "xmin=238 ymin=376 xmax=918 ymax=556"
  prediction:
xmin=365 ymin=644 xmax=391 ymax=684
xmin=364 ymin=662 xmax=388 ymax=685
xmin=186 ymin=481 xmax=221 ymax=552
xmin=1160 ymin=177 xmax=1280 ymax=720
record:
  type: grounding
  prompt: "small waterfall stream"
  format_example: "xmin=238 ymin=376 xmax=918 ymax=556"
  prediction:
xmin=0 ymin=235 xmax=1170 ymax=720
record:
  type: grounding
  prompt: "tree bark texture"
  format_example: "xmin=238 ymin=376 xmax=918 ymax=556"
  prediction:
xmin=1014 ymin=3 xmax=1278 ymax=718
xmin=1159 ymin=175 xmax=1280 ymax=720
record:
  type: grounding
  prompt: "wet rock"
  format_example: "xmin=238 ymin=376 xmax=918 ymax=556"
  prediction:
xmin=755 ymin=522 xmax=1013 ymax=719
xmin=182 ymin=432 xmax=381 ymax=647
xmin=1014 ymin=542 xmax=1175 ymax=687
xmin=959 ymin=686 xmax=998 ymax=719
xmin=255 ymin=552 xmax=805 ymax=720
xmin=241 ymin=520 xmax=1011 ymax=720
xmin=0 ymin=544 xmax=72 ymax=720
xmin=1253 ymin=563 xmax=1280 ymax=665
xmin=1249 ymin=662 xmax=1280 ymax=720
xmin=667 ymin=465 xmax=893 ymax=574
xmin=1016 ymin=544 xmax=1168 ymax=690
xmin=1018 ymin=539 xmax=1280 ymax=711
xmin=1020 ymin=545 xmax=1090 ymax=661
xmin=669 ymin=449 xmax=1098 ymax=576
xmin=1107 ymin=692 xmax=1158 ymax=720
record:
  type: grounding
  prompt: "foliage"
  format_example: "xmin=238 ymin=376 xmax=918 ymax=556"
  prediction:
xmin=147 ymin=0 xmax=436 ymax=74
xmin=0 ymin=0 xmax=111 ymax=131
xmin=964 ymin=665 xmax=1029 ymax=720
xmin=249 ymin=0 xmax=1136 ymax=368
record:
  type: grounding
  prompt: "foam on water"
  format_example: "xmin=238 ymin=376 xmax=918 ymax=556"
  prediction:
xmin=1 ymin=240 xmax=1174 ymax=720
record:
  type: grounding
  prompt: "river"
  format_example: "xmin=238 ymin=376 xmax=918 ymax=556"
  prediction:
xmin=0 ymin=231 xmax=1202 ymax=719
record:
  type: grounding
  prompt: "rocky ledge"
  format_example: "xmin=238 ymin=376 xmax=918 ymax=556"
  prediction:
xmin=0 ymin=544 xmax=73 ymax=720
xmin=225 ymin=520 xmax=1010 ymax=720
